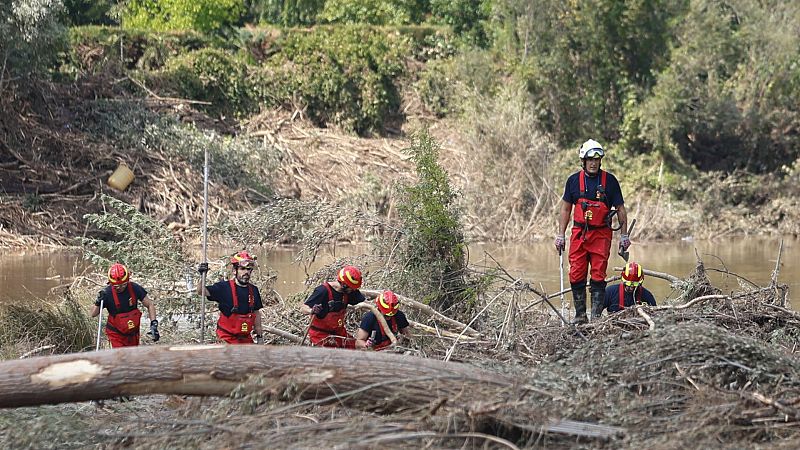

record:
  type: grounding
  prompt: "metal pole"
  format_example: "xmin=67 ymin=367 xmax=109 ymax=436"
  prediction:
xmin=200 ymin=148 xmax=209 ymax=343
xmin=95 ymin=297 xmax=104 ymax=351
xmin=559 ymin=249 xmax=566 ymax=327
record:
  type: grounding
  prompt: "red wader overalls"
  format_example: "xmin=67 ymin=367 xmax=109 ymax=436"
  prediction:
xmin=105 ymin=284 xmax=142 ymax=348
xmin=373 ymin=316 xmax=398 ymax=351
xmin=568 ymin=170 xmax=613 ymax=284
xmin=308 ymin=282 xmax=355 ymax=349
xmin=216 ymin=280 xmax=257 ymax=344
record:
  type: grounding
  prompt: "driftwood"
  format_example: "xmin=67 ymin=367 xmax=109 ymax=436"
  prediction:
xmin=0 ymin=345 xmax=627 ymax=442
xmin=354 ymin=302 xmax=397 ymax=344
xmin=360 ymin=289 xmax=480 ymax=337
xmin=0 ymin=344 xmax=506 ymax=408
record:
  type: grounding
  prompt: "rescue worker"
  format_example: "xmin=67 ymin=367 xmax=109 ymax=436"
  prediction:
xmin=91 ymin=262 xmax=159 ymax=348
xmin=555 ymin=139 xmax=630 ymax=323
xmin=355 ymin=290 xmax=412 ymax=351
xmin=299 ymin=265 xmax=366 ymax=348
xmin=198 ymin=251 xmax=264 ymax=344
xmin=603 ymin=261 xmax=656 ymax=314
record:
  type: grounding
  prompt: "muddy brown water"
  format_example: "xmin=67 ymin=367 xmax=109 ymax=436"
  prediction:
xmin=1 ymin=237 xmax=796 ymax=309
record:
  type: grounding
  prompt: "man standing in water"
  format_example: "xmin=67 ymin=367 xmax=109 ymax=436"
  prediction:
xmin=554 ymin=139 xmax=629 ymax=323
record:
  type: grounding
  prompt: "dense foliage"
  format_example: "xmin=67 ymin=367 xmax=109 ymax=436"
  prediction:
xmin=122 ymin=0 xmax=244 ymax=32
xmin=0 ymin=0 xmax=67 ymax=93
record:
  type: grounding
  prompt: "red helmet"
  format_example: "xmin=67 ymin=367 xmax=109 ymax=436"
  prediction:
xmin=230 ymin=251 xmax=257 ymax=268
xmin=622 ymin=262 xmax=644 ymax=286
xmin=108 ymin=262 xmax=130 ymax=285
xmin=337 ymin=265 xmax=362 ymax=290
xmin=376 ymin=290 xmax=400 ymax=316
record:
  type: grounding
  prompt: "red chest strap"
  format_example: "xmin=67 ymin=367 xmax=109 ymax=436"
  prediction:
xmin=618 ymin=285 xmax=643 ymax=309
xmin=323 ymin=282 xmax=349 ymax=305
xmin=229 ymin=279 xmax=254 ymax=312
xmin=110 ymin=283 xmax=137 ymax=309
xmin=578 ymin=170 xmax=607 ymax=197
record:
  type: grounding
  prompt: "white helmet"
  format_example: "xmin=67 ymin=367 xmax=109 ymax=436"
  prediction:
xmin=578 ymin=139 xmax=605 ymax=159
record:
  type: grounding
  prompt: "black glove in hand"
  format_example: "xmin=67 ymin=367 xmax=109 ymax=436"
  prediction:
xmin=310 ymin=304 xmax=324 ymax=317
xmin=197 ymin=262 xmax=209 ymax=274
xmin=94 ymin=290 xmax=104 ymax=306
xmin=148 ymin=319 xmax=160 ymax=342
xmin=329 ymin=300 xmax=346 ymax=312
xmin=255 ymin=334 xmax=263 ymax=344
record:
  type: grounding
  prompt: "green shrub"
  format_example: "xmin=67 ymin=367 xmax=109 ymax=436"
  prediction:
xmin=254 ymin=25 xmax=410 ymax=134
xmin=393 ymin=129 xmax=468 ymax=311
xmin=318 ymin=0 xmax=418 ymax=25
xmin=122 ymin=0 xmax=244 ymax=32
xmin=415 ymin=49 xmax=500 ymax=117
xmin=159 ymin=48 xmax=255 ymax=117
xmin=62 ymin=26 xmax=211 ymax=77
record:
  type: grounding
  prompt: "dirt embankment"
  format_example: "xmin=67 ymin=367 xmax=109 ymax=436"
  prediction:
xmin=2 ymin=77 xmax=798 ymax=250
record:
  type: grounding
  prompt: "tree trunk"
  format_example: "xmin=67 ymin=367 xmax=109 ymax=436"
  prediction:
xmin=0 ymin=344 xmax=509 ymax=409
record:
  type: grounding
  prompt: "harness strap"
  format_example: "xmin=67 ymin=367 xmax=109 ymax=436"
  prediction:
xmin=229 ymin=279 xmax=255 ymax=313
xmin=110 ymin=283 xmax=137 ymax=311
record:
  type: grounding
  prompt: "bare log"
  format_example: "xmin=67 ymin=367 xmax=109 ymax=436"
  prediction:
xmin=263 ymin=325 xmax=303 ymax=344
xmin=0 ymin=345 xmax=510 ymax=409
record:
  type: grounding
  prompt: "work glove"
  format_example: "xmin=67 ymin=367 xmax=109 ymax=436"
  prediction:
xmin=197 ymin=262 xmax=209 ymax=274
xmin=329 ymin=300 xmax=346 ymax=312
xmin=619 ymin=234 xmax=631 ymax=251
xmin=254 ymin=334 xmax=263 ymax=345
xmin=365 ymin=330 xmax=376 ymax=349
xmin=94 ymin=290 xmax=104 ymax=306
xmin=554 ymin=235 xmax=566 ymax=253
xmin=147 ymin=319 xmax=160 ymax=342
xmin=310 ymin=304 xmax=324 ymax=317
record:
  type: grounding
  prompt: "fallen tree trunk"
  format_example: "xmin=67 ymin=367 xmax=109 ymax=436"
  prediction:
xmin=0 ymin=344 xmax=509 ymax=409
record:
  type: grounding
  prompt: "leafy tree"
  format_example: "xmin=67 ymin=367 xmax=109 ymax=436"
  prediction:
xmin=63 ymin=0 xmax=117 ymax=25
xmin=0 ymin=0 xmax=67 ymax=93
xmin=318 ymin=0 xmax=418 ymax=25
xmin=430 ymin=0 xmax=490 ymax=45
xmin=629 ymin=0 xmax=800 ymax=173
xmin=122 ymin=0 xmax=244 ymax=32
xmin=491 ymin=0 xmax=686 ymax=144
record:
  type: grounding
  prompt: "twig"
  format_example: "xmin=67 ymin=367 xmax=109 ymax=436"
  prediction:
xmin=653 ymin=294 xmax=729 ymax=311
xmin=360 ymin=289 xmax=479 ymax=337
xmin=635 ymin=305 xmax=655 ymax=330
xmin=771 ymin=239 xmax=784 ymax=306
xmin=19 ymin=345 xmax=56 ymax=359
xmin=263 ymin=325 xmax=302 ymax=344
xmin=354 ymin=302 xmax=397 ymax=344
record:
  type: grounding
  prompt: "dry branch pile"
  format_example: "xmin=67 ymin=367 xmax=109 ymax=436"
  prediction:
xmin=0 ymin=258 xmax=797 ymax=449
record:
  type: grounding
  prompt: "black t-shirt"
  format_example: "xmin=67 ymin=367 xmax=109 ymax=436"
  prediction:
xmin=359 ymin=310 xmax=409 ymax=346
xmin=604 ymin=283 xmax=656 ymax=313
xmin=562 ymin=170 xmax=624 ymax=207
xmin=99 ymin=282 xmax=147 ymax=316
xmin=304 ymin=283 xmax=366 ymax=318
xmin=206 ymin=280 xmax=263 ymax=317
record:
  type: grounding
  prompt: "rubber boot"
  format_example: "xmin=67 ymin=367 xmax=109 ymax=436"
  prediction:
xmin=590 ymin=280 xmax=607 ymax=320
xmin=570 ymin=282 xmax=588 ymax=324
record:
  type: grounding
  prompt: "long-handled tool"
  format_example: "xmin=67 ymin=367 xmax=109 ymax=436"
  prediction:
xmin=95 ymin=296 xmax=104 ymax=351
xmin=200 ymin=148 xmax=209 ymax=344
xmin=618 ymin=218 xmax=637 ymax=262
xmin=559 ymin=248 xmax=566 ymax=327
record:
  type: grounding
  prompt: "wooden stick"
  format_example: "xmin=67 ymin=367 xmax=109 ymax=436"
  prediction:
xmin=360 ymin=289 xmax=479 ymax=337
xmin=353 ymin=302 xmax=397 ymax=344
xmin=263 ymin=326 xmax=303 ymax=344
